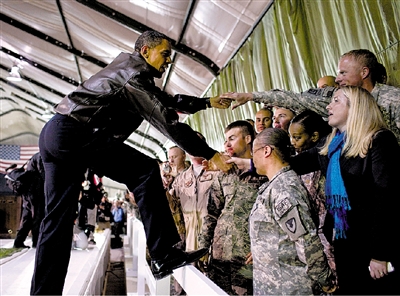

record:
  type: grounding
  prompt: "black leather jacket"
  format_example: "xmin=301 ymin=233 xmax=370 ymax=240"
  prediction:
xmin=55 ymin=52 xmax=216 ymax=159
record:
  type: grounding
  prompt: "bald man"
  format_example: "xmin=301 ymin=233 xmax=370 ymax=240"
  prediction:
xmin=255 ymin=107 xmax=273 ymax=133
xmin=168 ymin=146 xmax=187 ymax=176
xmin=317 ymin=75 xmax=338 ymax=88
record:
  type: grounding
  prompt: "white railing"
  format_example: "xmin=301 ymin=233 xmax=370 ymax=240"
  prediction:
xmin=82 ymin=228 xmax=111 ymax=296
xmin=125 ymin=216 xmax=228 ymax=296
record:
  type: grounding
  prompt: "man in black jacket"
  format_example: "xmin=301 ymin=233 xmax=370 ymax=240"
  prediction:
xmin=32 ymin=30 xmax=232 ymax=295
xmin=12 ymin=152 xmax=45 ymax=249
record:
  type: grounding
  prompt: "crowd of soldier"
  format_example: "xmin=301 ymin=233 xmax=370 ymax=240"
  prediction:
xmin=153 ymin=48 xmax=399 ymax=295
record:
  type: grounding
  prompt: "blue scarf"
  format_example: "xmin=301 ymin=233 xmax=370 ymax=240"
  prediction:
xmin=325 ymin=131 xmax=351 ymax=239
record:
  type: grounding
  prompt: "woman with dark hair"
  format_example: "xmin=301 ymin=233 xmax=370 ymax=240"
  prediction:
xmin=289 ymin=109 xmax=332 ymax=154
xmin=288 ymin=110 xmax=336 ymax=279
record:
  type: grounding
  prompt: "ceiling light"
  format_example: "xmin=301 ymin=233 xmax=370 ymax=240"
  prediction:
xmin=42 ymin=107 xmax=54 ymax=120
xmin=7 ymin=66 xmax=22 ymax=82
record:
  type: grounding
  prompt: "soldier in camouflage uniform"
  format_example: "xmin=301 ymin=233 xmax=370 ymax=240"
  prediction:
xmin=198 ymin=120 xmax=267 ymax=295
xmin=222 ymin=49 xmax=400 ymax=144
xmin=250 ymin=128 xmax=335 ymax=295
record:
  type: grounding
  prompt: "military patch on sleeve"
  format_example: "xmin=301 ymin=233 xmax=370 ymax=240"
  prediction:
xmin=275 ymin=197 xmax=292 ymax=218
xmin=281 ymin=208 xmax=307 ymax=241
xmin=285 ymin=217 xmax=296 ymax=233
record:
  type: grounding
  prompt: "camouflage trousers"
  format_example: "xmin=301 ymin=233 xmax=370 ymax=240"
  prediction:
xmin=207 ymin=259 xmax=253 ymax=296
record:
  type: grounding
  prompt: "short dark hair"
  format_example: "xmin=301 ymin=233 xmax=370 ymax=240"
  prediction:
xmin=134 ymin=30 xmax=169 ymax=52
xmin=374 ymin=62 xmax=387 ymax=84
xmin=225 ymin=120 xmax=255 ymax=143
xmin=290 ymin=109 xmax=331 ymax=139
xmin=256 ymin=128 xmax=291 ymax=162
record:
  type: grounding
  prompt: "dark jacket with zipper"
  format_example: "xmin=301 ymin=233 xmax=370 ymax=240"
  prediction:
xmin=54 ymin=51 xmax=216 ymax=160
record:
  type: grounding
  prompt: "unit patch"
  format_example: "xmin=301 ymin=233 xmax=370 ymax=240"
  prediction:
xmin=285 ymin=217 xmax=296 ymax=233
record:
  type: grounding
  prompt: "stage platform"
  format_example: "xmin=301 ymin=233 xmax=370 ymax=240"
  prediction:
xmin=0 ymin=229 xmax=111 ymax=295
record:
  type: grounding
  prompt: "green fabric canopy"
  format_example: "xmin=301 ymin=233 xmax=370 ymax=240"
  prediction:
xmin=186 ymin=0 xmax=400 ymax=152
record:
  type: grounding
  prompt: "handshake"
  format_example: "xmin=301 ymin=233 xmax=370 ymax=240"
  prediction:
xmin=202 ymin=152 xmax=236 ymax=173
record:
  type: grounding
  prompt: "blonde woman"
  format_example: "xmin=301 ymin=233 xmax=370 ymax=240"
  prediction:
xmin=290 ymin=86 xmax=399 ymax=294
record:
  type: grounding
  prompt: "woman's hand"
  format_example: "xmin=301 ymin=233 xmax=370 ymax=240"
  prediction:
xmin=369 ymin=259 xmax=388 ymax=279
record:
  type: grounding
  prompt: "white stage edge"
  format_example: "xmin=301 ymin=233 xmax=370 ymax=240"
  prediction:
xmin=124 ymin=217 xmax=228 ymax=296
xmin=0 ymin=229 xmax=111 ymax=296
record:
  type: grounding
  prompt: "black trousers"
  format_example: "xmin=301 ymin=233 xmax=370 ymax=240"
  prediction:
xmin=112 ymin=221 xmax=124 ymax=239
xmin=334 ymin=238 xmax=400 ymax=295
xmin=14 ymin=198 xmax=34 ymax=246
xmin=31 ymin=114 xmax=179 ymax=295
xmin=208 ymin=259 xmax=253 ymax=296
xmin=14 ymin=193 xmax=44 ymax=248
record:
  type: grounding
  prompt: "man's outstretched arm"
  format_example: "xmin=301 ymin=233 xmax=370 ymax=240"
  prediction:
xmin=221 ymin=87 xmax=336 ymax=118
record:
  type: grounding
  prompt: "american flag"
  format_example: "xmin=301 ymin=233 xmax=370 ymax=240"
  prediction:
xmin=0 ymin=145 xmax=40 ymax=173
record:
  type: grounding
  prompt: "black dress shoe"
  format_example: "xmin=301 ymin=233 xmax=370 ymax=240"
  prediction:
xmin=13 ymin=244 xmax=30 ymax=249
xmin=151 ymin=247 xmax=208 ymax=280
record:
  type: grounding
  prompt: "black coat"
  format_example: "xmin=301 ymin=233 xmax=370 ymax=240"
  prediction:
xmin=291 ymin=129 xmax=400 ymax=294
xmin=54 ymin=52 xmax=216 ymax=160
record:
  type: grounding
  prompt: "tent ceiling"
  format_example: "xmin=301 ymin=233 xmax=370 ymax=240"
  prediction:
xmin=0 ymin=0 xmax=273 ymax=160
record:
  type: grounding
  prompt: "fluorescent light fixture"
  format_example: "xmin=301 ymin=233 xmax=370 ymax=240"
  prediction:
xmin=42 ymin=107 xmax=54 ymax=119
xmin=7 ymin=66 xmax=22 ymax=82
